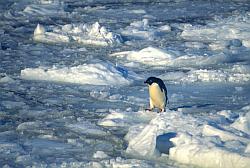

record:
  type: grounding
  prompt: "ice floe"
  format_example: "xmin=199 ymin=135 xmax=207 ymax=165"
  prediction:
xmin=21 ymin=60 xmax=138 ymax=86
xmin=160 ymin=64 xmax=250 ymax=83
xmin=110 ymin=46 xmax=238 ymax=67
xmin=110 ymin=47 xmax=178 ymax=66
xmin=2 ymin=1 xmax=250 ymax=167
xmin=112 ymin=47 xmax=250 ymax=83
xmin=110 ymin=46 xmax=231 ymax=67
xmin=33 ymin=22 xmax=123 ymax=46
xmin=181 ymin=12 xmax=250 ymax=49
xmin=121 ymin=19 xmax=171 ymax=40
xmin=0 ymin=74 xmax=14 ymax=83
xmin=99 ymin=105 xmax=250 ymax=168
xmin=93 ymin=151 xmax=109 ymax=159
xmin=45 ymin=157 xmax=165 ymax=168
xmin=67 ymin=120 xmax=107 ymax=137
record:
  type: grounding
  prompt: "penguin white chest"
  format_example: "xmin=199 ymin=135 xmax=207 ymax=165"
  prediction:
xmin=148 ymin=83 xmax=166 ymax=109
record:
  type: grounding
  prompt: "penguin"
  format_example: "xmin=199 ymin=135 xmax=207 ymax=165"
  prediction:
xmin=144 ymin=77 xmax=168 ymax=112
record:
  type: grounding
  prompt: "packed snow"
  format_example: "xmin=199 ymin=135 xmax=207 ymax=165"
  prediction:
xmin=1 ymin=0 xmax=250 ymax=167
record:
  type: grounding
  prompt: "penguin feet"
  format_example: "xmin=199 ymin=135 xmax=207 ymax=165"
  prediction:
xmin=145 ymin=108 xmax=153 ymax=112
xmin=158 ymin=108 xmax=165 ymax=113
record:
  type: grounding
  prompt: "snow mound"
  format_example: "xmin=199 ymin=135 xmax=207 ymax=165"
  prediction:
xmin=99 ymin=106 xmax=250 ymax=168
xmin=181 ymin=13 xmax=250 ymax=49
xmin=121 ymin=19 xmax=171 ymax=40
xmin=111 ymin=46 xmax=231 ymax=67
xmin=33 ymin=22 xmax=123 ymax=46
xmin=21 ymin=60 xmax=137 ymax=86
xmin=110 ymin=47 xmax=177 ymax=66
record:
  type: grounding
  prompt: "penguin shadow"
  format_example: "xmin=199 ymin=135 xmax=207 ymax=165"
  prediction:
xmin=169 ymin=103 xmax=214 ymax=111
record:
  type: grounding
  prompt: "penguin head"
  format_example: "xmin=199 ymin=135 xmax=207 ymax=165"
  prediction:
xmin=144 ymin=77 xmax=159 ymax=85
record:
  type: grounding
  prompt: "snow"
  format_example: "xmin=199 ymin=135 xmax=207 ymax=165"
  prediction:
xmin=112 ymin=47 xmax=250 ymax=83
xmin=0 ymin=75 xmax=14 ymax=83
xmin=231 ymin=112 xmax=250 ymax=134
xmin=67 ymin=120 xmax=107 ymax=137
xmin=100 ymin=106 xmax=250 ymax=168
xmin=21 ymin=60 xmax=137 ymax=86
xmin=93 ymin=151 xmax=109 ymax=159
xmin=180 ymin=12 xmax=250 ymax=49
xmin=1 ymin=0 xmax=250 ymax=167
xmin=159 ymin=65 xmax=250 ymax=84
xmin=121 ymin=19 xmax=171 ymax=40
xmin=110 ymin=47 xmax=178 ymax=66
xmin=111 ymin=46 xmax=229 ymax=68
xmin=1 ymin=101 xmax=27 ymax=109
xmin=33 ymin=22 xmax=123 ymax=46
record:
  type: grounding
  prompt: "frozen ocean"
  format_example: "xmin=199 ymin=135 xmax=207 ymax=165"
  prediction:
xmin=1 ymin=0 xmax=250 ymax=167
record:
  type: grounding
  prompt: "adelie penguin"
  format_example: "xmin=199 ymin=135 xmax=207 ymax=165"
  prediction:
xmin=144 ymin=77 xmax=168 ymax=112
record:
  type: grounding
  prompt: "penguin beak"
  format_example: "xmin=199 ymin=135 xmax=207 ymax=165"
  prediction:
xmin=144 ymin=81 xmax=147 ymax=84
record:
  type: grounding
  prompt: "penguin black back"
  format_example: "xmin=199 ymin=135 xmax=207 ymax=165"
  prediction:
xmin=144 ymin=77 xmax=168 ymax=102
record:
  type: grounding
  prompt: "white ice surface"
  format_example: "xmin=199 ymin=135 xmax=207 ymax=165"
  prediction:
xmin=110 ymin=47 xmax=178 ymax=66
xmin=121 ymin=19 xmax=171 ymax=40
xmin=160 ymin=64 xmax=250 ymax=84
xmin=47 ymin=157 xmax=163 ymax=168
xmin=180 ymin=12 xmax=250 ymax=49
xmin=2 ymin=1 xmax=250 ymax=167
xmin=21 ymin=60 xmax=138 ymax=86
xmin=99 ymin=106 xmax=250 ymax=168
xmin=67 ymin=120 xmax=107 ymax=137
xmin=110 ymin=46 xmax=230 ymax=67
xmin=0 ymin=75 xmax=14 ymax=83
xmin=93 ymin=151 xmax=109 ymax=159
xmin=33 ymin=22 xmax=123 ymax=46
xmin=111 ymin=47 xmax=250 ymax=83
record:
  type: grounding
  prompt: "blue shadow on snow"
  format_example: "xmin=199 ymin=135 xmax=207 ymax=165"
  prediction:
xmin=156 ymin=132 xmax=177 ymax=154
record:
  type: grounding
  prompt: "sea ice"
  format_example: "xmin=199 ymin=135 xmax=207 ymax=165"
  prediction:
xmin=100 ymin=105 xmax=250 ymax=168
xmin=121 ymin=19 xmax=171 ymax=40
xmin=0 ymin=74 xmax=14 ymax=83
xmin=98 ymin=110 xmax=156 ymax=128
xmin=1 ymin=101 xmax=27 ymax=109
xmin=23 ymin=0 xmax=66 ymax=16
xmin=33 ymin=22 xmax=123 ymax=46
xmin=180 ymin=12 xmax=250 ymax=49
xmin=2 ymin=1 xmax=250 ymax=167
xmin=67 ymin=120 xmax=107 ymax=137
xmin=110 ymin=46 xmax=230 ymax=68
xmin=160 ymin=65 xmax=250 ymax=84
xmin=231 ymin=112 xmax=250 ymax=135
xmin=110 ymin=47 xmax=177 ymax=66
xmin=21 ymin=60 xmax=137 ymax=86
xmin=93 ymin=151 xmax=109 ymax=159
